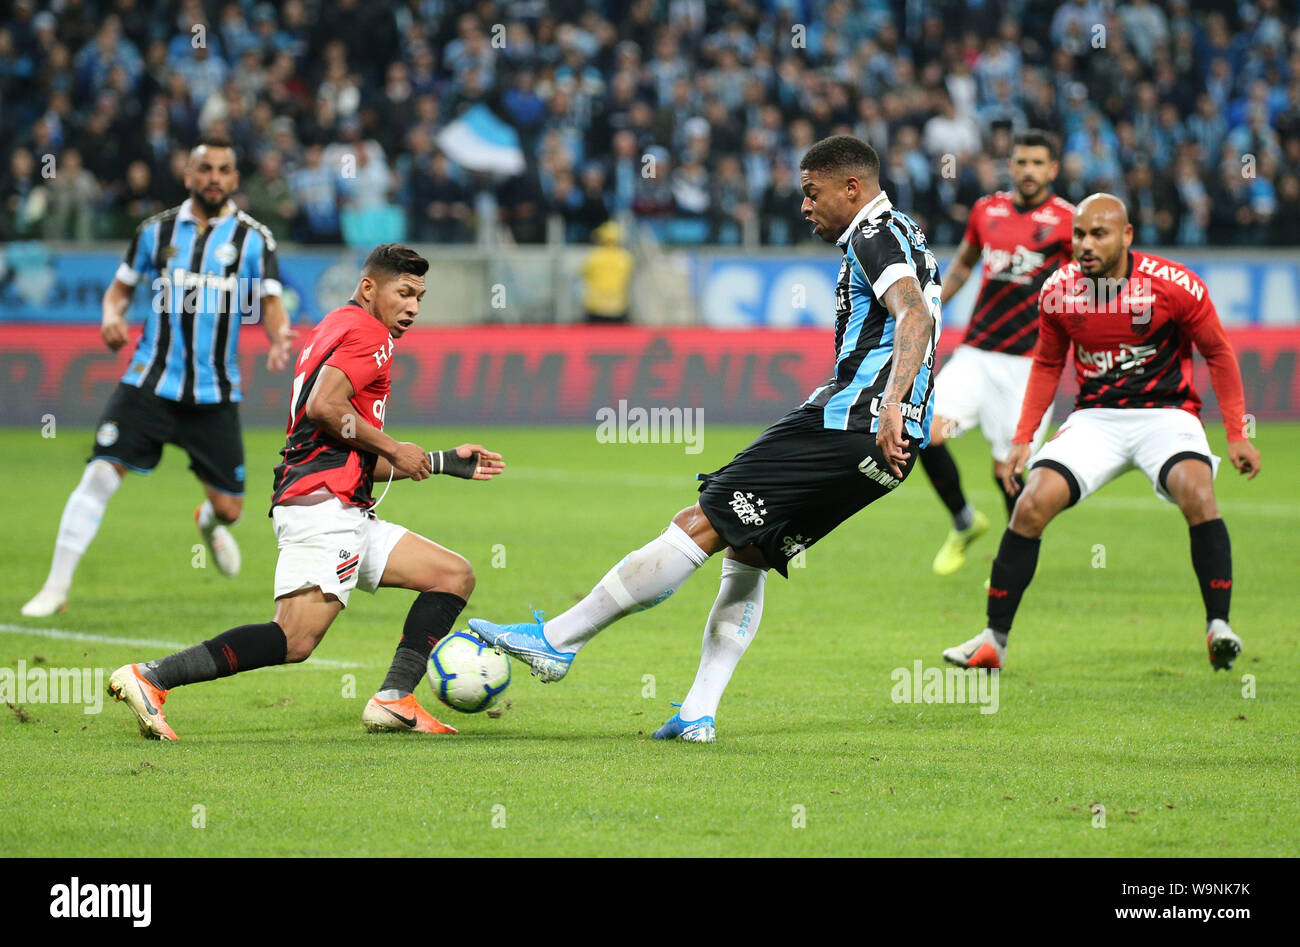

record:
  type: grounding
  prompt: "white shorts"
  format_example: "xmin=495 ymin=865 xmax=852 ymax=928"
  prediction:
xmin=931 ymin=345 xmax=1051 ymax=461
xmin=272 ymin=495 xmax=408 ymax=607
xmin=1030 ymin=407 xmax=1220 ymax=504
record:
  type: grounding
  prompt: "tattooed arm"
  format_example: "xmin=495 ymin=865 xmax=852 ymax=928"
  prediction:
xmin=877 ymin=275 xmax=934 ymax=477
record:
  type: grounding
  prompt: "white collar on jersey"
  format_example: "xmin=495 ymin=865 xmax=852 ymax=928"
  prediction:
xmin=177 ymin=197 xmax=237 ymax=225
xmin=836 ymin=189 xmax=892 ymax=247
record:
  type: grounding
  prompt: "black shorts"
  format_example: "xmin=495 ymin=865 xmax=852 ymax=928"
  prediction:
xmin=697 ymin=405 xmax=916 ymax=577
xmin=89 ymin=382 xmax=246 ymax=496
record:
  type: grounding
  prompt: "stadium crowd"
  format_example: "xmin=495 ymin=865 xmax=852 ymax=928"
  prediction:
xmin=1 ymin=0 xmax=1299 ymax=248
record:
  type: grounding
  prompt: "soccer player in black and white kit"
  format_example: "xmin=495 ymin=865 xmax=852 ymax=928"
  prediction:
xmin=22 ymin=137 xmax=294 ymax=617
xmin=470 ymin=136 xmax=943 ymax=742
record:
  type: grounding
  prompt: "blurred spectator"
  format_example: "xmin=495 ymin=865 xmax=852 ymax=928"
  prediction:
xmin=107 ymin=160 xmax=164 ymax=239
xmin=243 ymin=151 xmax=296 ymax=238
xmin=0 ymin=0 xmax=1297 ymax=247
xmin=409 ymin=150 xmax=472 ymax=243
xmin=760 ymin=160 xmax=809 ymax=246
xmin=43 ymin=147 xmax=100 ymax=239
xmin=289 ymin=143 xmax=340 ymax=243
xmin=1 ymin=147 xmax=47 ymax=239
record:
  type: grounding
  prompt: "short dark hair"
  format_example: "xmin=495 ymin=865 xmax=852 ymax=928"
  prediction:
xmin=799 ymin=135 xmax=880 ymax=181
xmin=1013 ymin=129 xmax=1058 ymax=161
xmin=192 ymin=134 xmax=237 ymax=160
xmin=361 ymin=243 xmax=430 ymax=282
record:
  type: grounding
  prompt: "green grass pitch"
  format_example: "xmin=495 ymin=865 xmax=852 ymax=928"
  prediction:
xmin=0 ymin=421 xmax=1296 ymax=857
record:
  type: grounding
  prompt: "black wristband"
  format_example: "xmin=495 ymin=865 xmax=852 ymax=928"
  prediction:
xmin=428 ymin=449 xmax=478 ymax=478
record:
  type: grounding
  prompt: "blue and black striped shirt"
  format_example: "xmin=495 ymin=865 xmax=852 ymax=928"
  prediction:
xmin=116 ymin=198 xmax=281 ymax=404
xmin=804 ymin=191 xmax=943 ymax=447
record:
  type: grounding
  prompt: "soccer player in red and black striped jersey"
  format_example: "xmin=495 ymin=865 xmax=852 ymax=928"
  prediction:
xmin=107 ymin=245 xmax=506 ymax=740
xmin=943 ymin=194 xmax=1262 ymax=673
xmin=922 ymin=131 xmax=1075 ymax=577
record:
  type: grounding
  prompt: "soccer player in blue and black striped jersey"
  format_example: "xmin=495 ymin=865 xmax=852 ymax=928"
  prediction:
xmin=469 ymin=136 xmax=943 ymax=742
xmin=22 ymin=137 xmax=294 ymax=617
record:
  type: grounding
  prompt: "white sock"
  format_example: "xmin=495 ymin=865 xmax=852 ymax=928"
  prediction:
xmin=44 ymin=460 xmax=122 ymax=594
xmin=678 ymin=558 xmax=766 ymax=721
xmin=545 ymin=522 xmax=709 ymax=653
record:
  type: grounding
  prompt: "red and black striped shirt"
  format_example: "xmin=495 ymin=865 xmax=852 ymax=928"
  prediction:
xmin=961 ymin=191 xmax=1074 ymax=356
xmin=271 ymin=303 xmax=395 ymax=511
xmin=1015 ymin=251 xmax=1249 ymax=444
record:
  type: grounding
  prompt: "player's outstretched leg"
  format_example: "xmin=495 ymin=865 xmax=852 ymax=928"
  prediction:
xmin=921 ymin=442 xmax=989 ymax=576
xmin=364 ymin=533 xmax=472 ymax=734
xmin=1166 ymin=459 xmax=1242 ymax=670
xmin=944 ymin=466 xmax=1071 ymax=669
xmin=654 ymin=554 xmax=767 ymax=743
xmin=108 ymin=588 xmax=335 ymax=740
xmin=471 ymin=511 xmax=713 ymax=682
xmin=23 ymin=460 xmax=123 ymax=617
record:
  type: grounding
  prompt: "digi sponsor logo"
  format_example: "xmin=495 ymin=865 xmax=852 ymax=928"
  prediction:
xmin=1075 ymin=342 xmax=1158 ymax=377
xmin=981 ymin=243 xmax=1046 ymax=284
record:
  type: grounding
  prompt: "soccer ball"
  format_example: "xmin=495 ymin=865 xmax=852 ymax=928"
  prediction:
xmin=427 ymin=631 xmax=511 ymax=714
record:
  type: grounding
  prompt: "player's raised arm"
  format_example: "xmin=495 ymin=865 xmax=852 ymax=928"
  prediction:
xmin=305 ymin=364 xmax=432 ymax=480
xmin=939 ymin=237 xmax=981 ymax=307
xmin=1185 ymin=290 xmax=1261 ymax=479
xmin=877 ymin=275 xmax=936 ymax=476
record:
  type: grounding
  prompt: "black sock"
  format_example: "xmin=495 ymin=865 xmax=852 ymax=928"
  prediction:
xmin=380 ymin=591 xmax=468 ymax=695
xmin=1189 ymin=518 xmax=1232 ymax=623
xmin=146 ymin=622 xmax=287 ymax=689
xmin=987 ymin=529 xmax=1041 ymax=638
xmin=921 ymin=443 xmax=968 ymax=521
xmin=997 ymin=472 xmax=1023 ymax=518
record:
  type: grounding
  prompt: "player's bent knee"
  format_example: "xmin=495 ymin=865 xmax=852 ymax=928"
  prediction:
xmin=416 ymin=549 xmax=474 ymax=598
xmin=444 ymin=554 xmax=475 ymax=598
xmin=283 ymin=637 xmax=315 ymax=664
xmin=1009 ymin=489 xmax=1053 ymax=537
xmin=671 ymin=504 xmax=722 ymax=555
xmin=1178 ymin=486 xmax=1219 ymax=524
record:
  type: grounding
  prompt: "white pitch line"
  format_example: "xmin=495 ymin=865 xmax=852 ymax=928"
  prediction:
xmin=0 ymin=623 xmax=365 ymax=669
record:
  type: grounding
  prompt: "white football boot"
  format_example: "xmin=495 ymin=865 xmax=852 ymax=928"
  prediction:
xmin=196 ymin=505 xmax=241 ymax=577
xmin=20 ymin=585 xmax=67 ymax=617
xmin=942 ymin=628 xmax=1006 ymax=669
xmin=1206 ymin=619 xmax=1242 ymax=671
